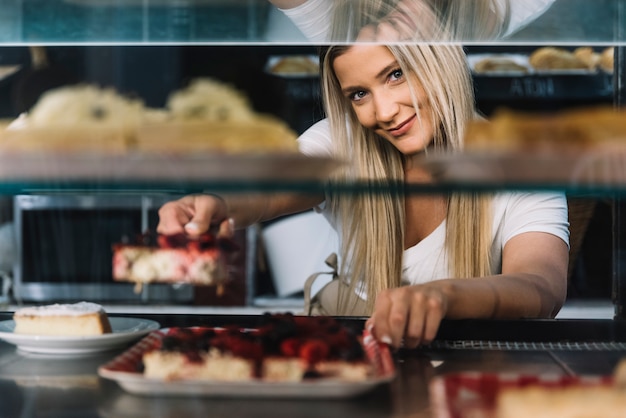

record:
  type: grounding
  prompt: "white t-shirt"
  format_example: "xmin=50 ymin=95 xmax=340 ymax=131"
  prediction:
xmin=279 ymin=0 xmax=557 ymax=41
xmin=297 ymin=119 xmax=570 ymax=285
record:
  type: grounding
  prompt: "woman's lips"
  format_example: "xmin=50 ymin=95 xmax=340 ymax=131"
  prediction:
xmin=388 ymin=114 xmax=416 ymax=137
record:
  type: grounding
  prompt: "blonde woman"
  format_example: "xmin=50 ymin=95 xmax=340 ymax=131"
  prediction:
xmin=158 ymin=44 xmax=569 ymax=348
xmin=269 ymin=0 xmax=556 ymax=42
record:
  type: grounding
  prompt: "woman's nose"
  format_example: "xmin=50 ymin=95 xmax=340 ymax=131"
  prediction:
xmin=374 ymin=91 xmax=400 ymax=123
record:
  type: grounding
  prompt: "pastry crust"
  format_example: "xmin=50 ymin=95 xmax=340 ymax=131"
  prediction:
xmin=599 ymin=46 xmax=615 ymax=73
xmin=529 ymin=47 xmax=588 ymax=71
xmin=166 ymin=77 xmax=254 ymax=122
xmin=269 ymin=56 xmax=319 ymax=75
xmin=473 ymin=57 xmax=529 ymax=74
xmin=135 ymin=115 xmax=298 ymax=154
xmin=464 ymin=106 xmax=626 ymax=153
xmin=1 ymin=79 xmax=298 ymax=155
xmin=573 ymin=46 xmax=601 ymax=70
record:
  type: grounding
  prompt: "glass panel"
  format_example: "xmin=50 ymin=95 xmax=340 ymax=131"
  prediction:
xmin=0 ymin=0 xmax=623 ymax=45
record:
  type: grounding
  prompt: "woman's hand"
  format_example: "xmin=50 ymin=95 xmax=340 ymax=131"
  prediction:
xmin=367 ymin=283 xmax=449 ymax=349
xmin=157 ymin=194 xmax=232 ymax=238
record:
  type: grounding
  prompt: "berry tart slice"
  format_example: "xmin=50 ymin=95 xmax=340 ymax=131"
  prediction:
xmin=142 ymin=314 xmax=376 ymax=382
xmin=112 ymin=231 xmax=238 ymax=292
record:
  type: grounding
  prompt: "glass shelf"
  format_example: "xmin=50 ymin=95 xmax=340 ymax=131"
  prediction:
xmin=3 ymin=178 xmax=626 ymax=198
xmin=0 ymin=0 xmax=624 ymax=46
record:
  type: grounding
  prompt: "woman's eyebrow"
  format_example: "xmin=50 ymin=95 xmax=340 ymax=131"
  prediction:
xmin=340 ymin=61 xmax=399 ymax=96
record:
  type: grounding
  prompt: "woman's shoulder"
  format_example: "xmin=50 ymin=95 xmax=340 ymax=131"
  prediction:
xmin=277 ymin=0 xmax=333 ymax=43
xmin=297 ymin=118 xmax=332 ymax=157
xmin=502 ymin=0 xmax=557 ymax=36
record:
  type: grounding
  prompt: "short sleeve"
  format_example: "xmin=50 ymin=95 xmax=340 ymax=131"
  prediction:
xmin=498 ymin=192 xmax=570 ymax=249
xmin=278 ymin=0 xmax=333 ymax=43
xmin=502 ymin=0 xmax=557 ymax=36
xmin=297 ymin=118 xmax=333 ymax=157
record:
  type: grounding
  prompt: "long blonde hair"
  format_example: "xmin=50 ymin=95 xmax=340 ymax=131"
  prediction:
xmin=321 ymin=44 xmax=493 ymax=314
xmin=329 ymin=0 xmax=510 ymax=42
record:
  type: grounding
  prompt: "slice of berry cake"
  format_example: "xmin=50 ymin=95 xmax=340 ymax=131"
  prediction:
xmin=112 ymin=232 xmax=238 ymax=290
xmin=142 ymin=314 xmax=375 ymax=382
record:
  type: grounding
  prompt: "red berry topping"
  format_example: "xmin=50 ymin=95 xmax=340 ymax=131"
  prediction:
xmin=280 ymin=338 xmax=301 ymax=357
xmin=299 ymin=340 xmax=330 ymax=364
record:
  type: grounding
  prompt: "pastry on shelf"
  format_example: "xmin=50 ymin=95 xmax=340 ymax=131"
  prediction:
xmin=599 ymin=46 xmax=615 ymax=73
xmin=268 ymin=55 xmax=320 ymax=76
xmin=473 ymin=57 xmax=529 ymax=74
xmin=0 ymin=84 xmax=143 ymax=154
xmin=464 ymin=106 xmax=626 ymax=153
xmin=573 ymin=46 xmax=601 ymax=70
xmin=0 ymin=78 xmax=298 ymax=155
xmin=136 ymin=77 xmax=299 ymax=154
xmin=529 ymin=46 xmax=589 ymax=71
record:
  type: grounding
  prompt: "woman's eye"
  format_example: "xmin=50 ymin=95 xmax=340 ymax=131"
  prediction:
xmin=350 ymin=90 xmax=367 ymax=102
xmin=389 ymin=69 xmax=403 ymax=82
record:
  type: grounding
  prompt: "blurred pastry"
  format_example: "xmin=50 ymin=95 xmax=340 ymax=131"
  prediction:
xmin=529 ymin=47 xmax=588 ymax=71
xmin=27 ymin=84 xmax=144 ymax=131
xmin=496 ymin=385 xmax=626 ymax=418
xmin=573 ymin=46 xmax=601 ymax=70
xmin=473 ymin=57 xmax=529 ymax=74
xmin=269 ymin=56 xmax=319 ymax=75
xmin=140 ymin=77 xmax=298 ymax=153
xmin=166 ymin=77 xmax=254 ymax=122
xmin=0 ymin=84 xmax=144 ymax=154
xmin=464 ymin=106 xmax=626 ymax=153
xmin=599 ymin=46 xmax=615 ymax=73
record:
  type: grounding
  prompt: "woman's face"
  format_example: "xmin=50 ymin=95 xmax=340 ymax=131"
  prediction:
xmin=332 ymin=45 xmax=434 ymax=155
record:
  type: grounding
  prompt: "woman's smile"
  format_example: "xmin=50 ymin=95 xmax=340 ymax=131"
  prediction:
xmin=386 ymin=113 xmax=417 ymax=138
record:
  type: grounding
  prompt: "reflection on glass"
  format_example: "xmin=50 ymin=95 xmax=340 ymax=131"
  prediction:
xmin=0 ymin=0 xmax=623 ymax=44
xmin=321 ymin=0 xmax=623 ymax=43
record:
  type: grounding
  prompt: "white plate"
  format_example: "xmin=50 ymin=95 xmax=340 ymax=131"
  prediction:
xmin=99 ymin=329 xmax=396 ymax=399
xmin=0 ymin=317 xmax=160 ymax=355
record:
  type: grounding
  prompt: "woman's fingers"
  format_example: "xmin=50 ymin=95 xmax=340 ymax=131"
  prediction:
xmin=422 ymin=293 xmax=446 ymax=344
xmin=157 ymin=194 xmax=228 ymax=237
xmin=371 ymin=286 xmax=448 ymax=348
xmin=184 ymin=195 xmax=228 ymax=237
xmin=157 ymin=196 xmax=195 ymax=235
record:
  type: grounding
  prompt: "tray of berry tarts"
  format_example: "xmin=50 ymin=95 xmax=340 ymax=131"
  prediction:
xmin=98 ymin=314 xmax=396 ymax=398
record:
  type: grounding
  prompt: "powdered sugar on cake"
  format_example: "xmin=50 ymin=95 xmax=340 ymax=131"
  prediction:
xmin=13 ymin=301 xmax=112 ymax=336
xmin=15 ymin=301 xmax=106 ymax=317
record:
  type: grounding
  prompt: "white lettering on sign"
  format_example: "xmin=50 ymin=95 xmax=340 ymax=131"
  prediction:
xmin=509 ymin=78 xmax=556 ymax=97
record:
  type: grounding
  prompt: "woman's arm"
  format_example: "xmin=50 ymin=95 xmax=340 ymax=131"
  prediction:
xmin=157 ymin=192 xmax=323 ymax=236
xmin=368 ymin=231 xmax=569 ymax=348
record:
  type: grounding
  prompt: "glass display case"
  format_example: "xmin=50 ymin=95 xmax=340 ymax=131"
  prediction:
xmin=0 ymin=0 xmax=624 ymax=312
xmin=0 ymin=2 xmax=625 ymax=417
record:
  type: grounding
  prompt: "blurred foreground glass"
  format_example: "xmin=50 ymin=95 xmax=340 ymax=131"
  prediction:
xmin=0 ymin=0 xmax=623 ymax=44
